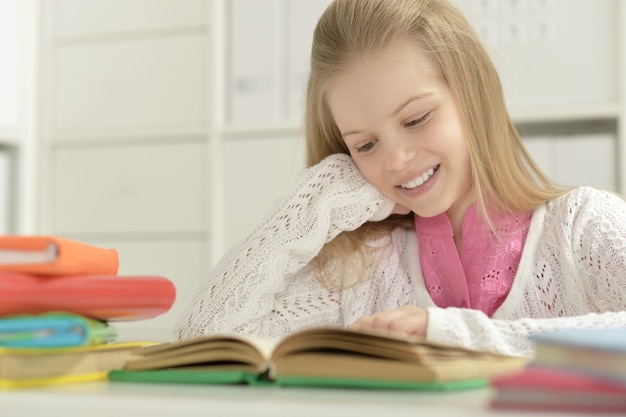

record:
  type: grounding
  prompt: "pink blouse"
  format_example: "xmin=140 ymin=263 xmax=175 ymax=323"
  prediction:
xmin=414 ymin=204 xmax=531 ymax=317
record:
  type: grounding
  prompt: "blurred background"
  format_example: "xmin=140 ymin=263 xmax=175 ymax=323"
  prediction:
xmin=0 ymin=0 xmax=624 ymax=341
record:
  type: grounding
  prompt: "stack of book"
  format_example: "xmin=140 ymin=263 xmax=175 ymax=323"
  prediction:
xmin=0 ymin=235 xmax=176 ymax=388
xmin=490 ymin=327 xmax=626 ymax=414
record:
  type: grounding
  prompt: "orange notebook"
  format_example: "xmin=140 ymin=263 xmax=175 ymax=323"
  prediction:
xmin=0 ymin=236 xmax=118 ymax=276
xmin=0 ymin=272 xmax=176 ymax=321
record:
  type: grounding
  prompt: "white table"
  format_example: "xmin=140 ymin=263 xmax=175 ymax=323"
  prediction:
xmin=0 ymin=381 xmax=613 ymax=417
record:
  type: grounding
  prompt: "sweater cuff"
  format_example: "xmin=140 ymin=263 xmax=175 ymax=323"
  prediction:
xmin=369 ymin=198 xmax=395 ymax=222
xmin=425 ymin=306 xmax=477 ymax=350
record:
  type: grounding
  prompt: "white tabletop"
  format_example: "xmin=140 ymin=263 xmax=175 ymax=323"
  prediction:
xmin=0 ymin=381 xmax=609 ymax=417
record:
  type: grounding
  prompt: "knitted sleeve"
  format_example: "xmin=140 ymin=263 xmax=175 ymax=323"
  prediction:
xmin=426 ymin=187 xmax=626 ymax=358
xmin=426 ymin=308 xmax=626 ymax=358
xmin=174 ymin=153 xmax=395 ymax=341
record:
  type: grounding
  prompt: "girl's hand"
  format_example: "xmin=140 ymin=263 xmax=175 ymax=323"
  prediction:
xmin=349 ymin=306 xmax=428 ymax=338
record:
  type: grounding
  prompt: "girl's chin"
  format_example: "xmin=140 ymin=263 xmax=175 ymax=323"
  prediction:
xmin=391 ymin=205 xmax=412 ymax=215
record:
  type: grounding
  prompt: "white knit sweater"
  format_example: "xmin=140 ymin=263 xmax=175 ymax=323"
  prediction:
xmin=175 ymin=153 xmax=626 ymax=357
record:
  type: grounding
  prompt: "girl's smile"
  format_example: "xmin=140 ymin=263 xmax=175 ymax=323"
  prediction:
xmin=399 ymin=164 xmax=439 ymax=189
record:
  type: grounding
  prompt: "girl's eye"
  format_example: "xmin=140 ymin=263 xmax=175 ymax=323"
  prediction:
xmin=355 ymin=139 xmax=377 ymax=153
xmin=404 ymin=111 xmax=432 ymax=128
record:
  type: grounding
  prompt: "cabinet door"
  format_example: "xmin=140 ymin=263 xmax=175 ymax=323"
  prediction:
xmin=523 ymin=134 xmax=617 ymax=190
xmin=228 ymin=0 xmax=278 ymax=127
xmin=0 ymin=0 xmax=19 ymax=128
xmin=286 ymin=0 xmax=333 ymax=123
xmin=53 ymin=142 xmax=208 ymax=234
xmin=55 ymin=35 xmax=207 ymax=137
xmin=0 ymin=151 xmax=10 ymax=234
xmin=453 ymin=0 xmax=618 ymax=112
xmin=222 ymin=136 xmax=305 ymax=249
xmin=55 ymin=0 xmax=206 ymax=37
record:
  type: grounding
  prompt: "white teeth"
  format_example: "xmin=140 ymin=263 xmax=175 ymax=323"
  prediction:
xmin=400 ymin=167 xmax=436 ymax=189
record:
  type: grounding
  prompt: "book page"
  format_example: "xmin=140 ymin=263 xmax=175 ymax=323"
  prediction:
xmin=235 ymin=336 xmax=282 ymax=360
xmin=0 ymin=242 xmax=57 ymax=265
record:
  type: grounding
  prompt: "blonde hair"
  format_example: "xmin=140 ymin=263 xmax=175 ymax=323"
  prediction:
xmin=304 ymin=0 xmax=567 ymax=288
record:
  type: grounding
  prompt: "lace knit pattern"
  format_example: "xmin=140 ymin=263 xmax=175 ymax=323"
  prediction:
xmin=175 ymin=154 xmax=626 ymax=358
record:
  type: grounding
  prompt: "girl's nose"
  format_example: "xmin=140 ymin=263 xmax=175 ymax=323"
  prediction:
xmin=384 ymin=138 xmax=415 ymax=171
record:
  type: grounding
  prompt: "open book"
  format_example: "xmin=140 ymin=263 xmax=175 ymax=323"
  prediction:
xmin=109 ymin=328 xmax=528 ymax=390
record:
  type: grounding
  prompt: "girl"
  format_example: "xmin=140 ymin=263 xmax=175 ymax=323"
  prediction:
xmin=175 ymin=0 xmax=626 ymax=357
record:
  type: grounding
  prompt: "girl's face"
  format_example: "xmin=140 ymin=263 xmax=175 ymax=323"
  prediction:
xmin=326 ymin=38 xmax=474 ymax=227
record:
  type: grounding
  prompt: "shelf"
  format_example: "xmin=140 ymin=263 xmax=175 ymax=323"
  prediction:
xmin=49 ymin=125 xmax=208 ymax=148
xmin=221 ymin=124 xmax=304 ymax=140
xmin=509 ymin=102 xmax=619 ymax=124
xmin=54 ymin=25 xmax=208 ymax=47
xmin=0 ymin=127 xmax=20 ymax=146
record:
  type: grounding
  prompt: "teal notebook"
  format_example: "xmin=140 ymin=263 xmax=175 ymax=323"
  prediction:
xmin=108 ymin=328 xmax=526 ymax=390
xmin=0 ymin=312 xmax=117 ymax=348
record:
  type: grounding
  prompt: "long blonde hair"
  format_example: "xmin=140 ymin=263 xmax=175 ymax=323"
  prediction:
xmin=304 ymin=0 xmax=566 ymax=287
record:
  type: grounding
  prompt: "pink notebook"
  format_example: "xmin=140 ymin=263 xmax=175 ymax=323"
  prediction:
xmin=0 ymin=272 xmax=176 ymax=321
xmin=490 ymin=366 xmax=626 ymax=413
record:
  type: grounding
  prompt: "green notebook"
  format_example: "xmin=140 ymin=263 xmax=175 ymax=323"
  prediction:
xmin=108 ymin=368 xmax=488 ymax=391
xmin=108 ymin=328 xmax=527 ymax=390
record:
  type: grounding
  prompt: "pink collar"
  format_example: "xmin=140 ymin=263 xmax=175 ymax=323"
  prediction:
xmin=414 ymin=203 xmax=531 ymax=317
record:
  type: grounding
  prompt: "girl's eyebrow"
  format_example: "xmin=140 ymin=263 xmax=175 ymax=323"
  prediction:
xmin=342 ymin=93 xmax=435 ymax=139
xmin=342 ymin=129 xmax=365 ymax=139
xmin=390 ymin=93 xmax=435 ymax=117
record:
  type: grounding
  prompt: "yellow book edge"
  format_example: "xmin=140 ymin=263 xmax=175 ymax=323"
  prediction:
xmin=0 ymin=341 xmax=154 ymax=356
xmin=0 ymin=341 xmax=157 ymax=389
xmin=0 ymin=372 xmax=107 ymax=389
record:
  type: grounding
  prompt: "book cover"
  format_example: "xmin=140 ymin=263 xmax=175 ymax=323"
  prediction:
xmin=0 ymin=272 xmax=176 ymax=321
xmin=0 ymin=341 xmax=152 ymax=389
xmin=109 ymin=328 xmax=528 ymax=390
xmin=529 ymin=327 xmax=626 ymax=384
xmin=0 ymin=342 xmax=153 ymax=388
xmin=0 ymin=235 xmax=118 ymax=275
xmin=529 ymin=327 xmax=626 ymax=353
xmin=490 ymin=366 xmax=626 ymax=413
